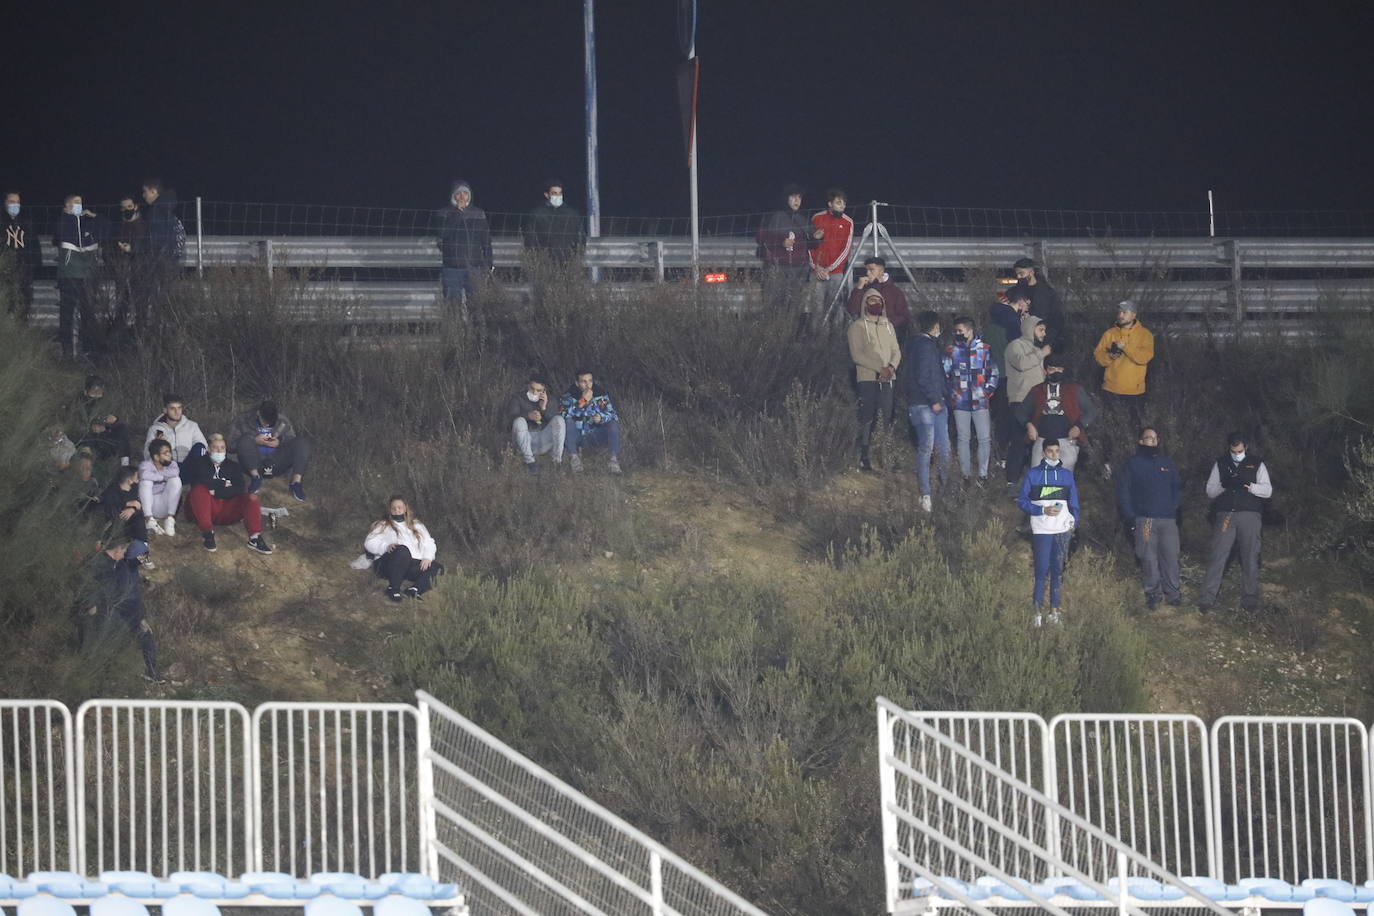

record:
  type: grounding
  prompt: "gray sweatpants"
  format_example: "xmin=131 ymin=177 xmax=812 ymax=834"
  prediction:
xmin=512 ymin=416 xmax=565 ymax=463
xmin=1199 ymin=510 xmax=1263 ymax=608
xmin=1133 ymin=516 xmax=1180 ymax=602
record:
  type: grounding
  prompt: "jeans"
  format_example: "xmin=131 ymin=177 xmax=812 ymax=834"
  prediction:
xmin=953 ymin=408 xmax=993 ymax=478
xmin=909 ymin=404 xmax=951 ymax=496
xmin=815 ymin=273 xmax=847 ymax=317
xmin=441 ymin=267 xmax=479 ymax=303
xmin=375 ymin=545 xmax=442 ymax=594
xmin=566 ymin=419 xmax=620 ymax=457
xmin=1032 ymin=530 xmax=1073 ymax=608
xmin=856 ymin=381 xmax=894 ymax=457
xmin=1004 ymin=400 xmax=1032 ymax=483
xmin=512 ymin=416 xmax=566 ymax=463
xmin=762 ymin=265 xmax=809 ymax=311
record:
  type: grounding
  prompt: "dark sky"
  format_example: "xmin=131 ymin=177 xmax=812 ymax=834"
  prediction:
xmin=7 ymin=0 xmax=1372 ymax=218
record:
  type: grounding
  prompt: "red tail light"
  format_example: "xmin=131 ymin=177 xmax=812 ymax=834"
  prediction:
xmin=703 ymin=272 xmax=728 ymax=283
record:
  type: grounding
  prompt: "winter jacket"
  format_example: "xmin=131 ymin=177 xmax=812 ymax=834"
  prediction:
xmin=138 ymin=458 xmax=181 ymax=497
xmin=1004 ymin=314 xmax=1048 ymax=403
xmin=143 ymin=189 xmax=181 ymax=261
xmin=507 ymin=390 xmax=560 ymax=431
xmin=434 ymin=205 xmax=493 ymax=270
xmin=227 ymin=409 xmax=299 ymax=458
xmin=1205 ymin=453 xmax=1272 ymax=514
xmin=1093 ymin=321 xmax=1155 ymax=396
xmin=523 ymin=202 xmax=585 ymax=256
xmin=97 ymin=481 xmax=141 ymax=524
xmin=942 ymin=336 xmax=999 ymax=411
xmin=810 ymin=210 xmax=854 ymax=275
xmin=560 ymin=382 xmax=619 ymax=429
xmin=2 ymin=211 xmax=44 ymax=278
xmin=847 ymin=315 xmax=901 ymax=383
xmin=985 ymin=301 xmax=1021 ymax=372
xmin=902 ymin=332 xmax=947 ymax=406
xmin=180 ymin=453 xmax=248 ymax=501
xmin=1027 ymin=379 xmax=1092 ymax=443
xmin=144 ymin=414 xmax=208 ymax=464
xmin=81 ymin=552 xmax=145 ymax=624
xmin=844 ymin=276 xmax=911 ymax=333
xmin=109 ymin=212 xmax=149 ymax=257
xmin=1015 ymin=277 xmax=1066 ymax=352
xmin=755 ymin=206 xmax=818 ymax=268
xmin=1018 ymin=460 xmax=1080 ymax=535
xmin=1117 ymin=447 xmax=1182 ymax=520
xmin=364 ymin=519 xmax=437 ymax=561
xmin=54 ymin=211 xmax=101 ymax=280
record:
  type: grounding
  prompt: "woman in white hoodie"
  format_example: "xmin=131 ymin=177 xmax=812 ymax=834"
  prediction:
xmin=361 ymin=496 xmax=442 ymax=601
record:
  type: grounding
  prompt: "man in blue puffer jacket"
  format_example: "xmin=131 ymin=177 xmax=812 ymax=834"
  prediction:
xmin=1017 ymin=440 xmax=1080 ymax=625
xmin=1116 ymin=426 xmax=1183 ymax=610
xmin=901 ymin=310 xmax=950 ymax=512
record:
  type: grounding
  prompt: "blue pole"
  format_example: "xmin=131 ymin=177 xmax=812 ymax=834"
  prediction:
xmin=584 ymin=0 xmax=601 ymax=255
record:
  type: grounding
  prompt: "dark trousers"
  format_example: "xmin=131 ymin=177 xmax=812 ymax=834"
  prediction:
xmin=856 ymin=380 xmax=895 ymax=457
xmin=1004 ymin=400 xmax=1032 ymax=483
xmin=762 ymin=265 xmax=809 ymax=311
xmin=235 ymin=434 xmax=312 ymax=478
xmin=375 ymin=545 xmax=441 ymax=594
xmin=566 ymin=420 xmax=621 ymax=457
xmin=57 ymin=278 xmax=97 ymax=357
xmin=82 ymin=611 xmax=158 ymax=679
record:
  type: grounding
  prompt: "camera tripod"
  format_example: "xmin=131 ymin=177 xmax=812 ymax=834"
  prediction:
xmin=821 ymin=200 xmax=923 ymax=323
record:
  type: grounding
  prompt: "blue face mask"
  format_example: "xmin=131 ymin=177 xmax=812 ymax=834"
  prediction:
xmin=70 ymin=204 xmax=83 ymax=217
xmin=5 ymin=203 xmax=18 ymax=217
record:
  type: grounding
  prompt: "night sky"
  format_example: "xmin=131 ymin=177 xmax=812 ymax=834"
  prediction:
xmin=7 ymin=0 xmax=1372 ymax=219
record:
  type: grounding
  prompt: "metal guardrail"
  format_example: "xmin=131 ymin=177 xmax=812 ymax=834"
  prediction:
xmin=0 ymin=701 xmax=75 ymax=878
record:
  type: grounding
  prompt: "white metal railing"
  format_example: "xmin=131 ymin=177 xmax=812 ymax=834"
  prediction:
xmin=417 ymin=690 xmax=768 ymax=916
xmin=1211 ymin=716 xmax=1374 ymax=884
xmin=251 ymin=702 xmax=425 ymax=878
xmin=0 ymin=700 xmax=75 ymax=876
xmin=877 ymin=698 xmax=1231 ymax=916
xmin=75 ymin=700 xmax=253 ymax=877
xmin=1049 ymin=714 xmax=1215 ymax=879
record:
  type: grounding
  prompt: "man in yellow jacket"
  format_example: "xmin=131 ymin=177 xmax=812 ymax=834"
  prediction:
xmin=1093 ymin=300 xmax=1154 ymax=422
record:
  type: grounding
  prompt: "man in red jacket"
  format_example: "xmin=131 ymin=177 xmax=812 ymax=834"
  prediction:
xmin=845 ymin=257 xmax=911 ymax=339
xmin=1024 ymin=364 xmax=1096 ymax=471
xmin=810 ymin=188 xmax=854 ymax=319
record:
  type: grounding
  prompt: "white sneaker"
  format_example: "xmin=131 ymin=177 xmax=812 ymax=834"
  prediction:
xmin=1032 ymin=613 xmax=1044 ymax=628
xmin=1048 ymin=610 xmax=1063 ymax=625
xmin=138 ymin=554 xmax=156 ymax=570
xmin=919 ymin=494 xmax=932 ymax=513
xmin=162 ymin=517 xmax=176 ymax=537
xmin=146 ymin=519 xmax=166 ymax=536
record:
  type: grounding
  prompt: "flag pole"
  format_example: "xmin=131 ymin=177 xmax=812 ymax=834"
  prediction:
xmin=584 ymin=0 xmax=601 ymax=281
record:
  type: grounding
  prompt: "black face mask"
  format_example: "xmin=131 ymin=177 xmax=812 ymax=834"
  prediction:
xmin=830 ymin=208 xmax=844 ymax=218
xmin=956 ymin=333 xmax=971 ymax=344
xmin=122 ymin=210 xmax=138 ymax=221
xmin=390 ymin=514 xmax=406 ymax=523
xmin=1045 ymin=372 xmax=1064 ymax=383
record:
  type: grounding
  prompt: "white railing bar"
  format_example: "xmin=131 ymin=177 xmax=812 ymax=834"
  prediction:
xmin=429 ymin=838 xmax=546 ymax=916
xmin=892 ymin=851 xmax=1005 ymax=916
xmin=418 ymin=689 xmax=769 ymax=915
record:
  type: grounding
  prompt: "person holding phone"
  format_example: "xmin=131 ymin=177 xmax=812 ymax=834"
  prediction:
xmin=508 ymin=375 xmax=565 ymax=476
xmin=1017 ymin=440 xmax=1080 ymax=626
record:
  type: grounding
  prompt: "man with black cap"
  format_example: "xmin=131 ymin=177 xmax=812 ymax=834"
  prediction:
xmin=1012 ymin=257 xmax=1067 ymax=352
xmin=78 ymin=539 xmax=164 ymax=683
xmin=523 ymin=179 xmax=585 ymax=265
xmin=756 ymin=183 xmax=821 ymax=326
xmin=434 ymin=180 xmax=493 ymax=307
xmin=1198 ymin=431 xmax=1272 ymax=613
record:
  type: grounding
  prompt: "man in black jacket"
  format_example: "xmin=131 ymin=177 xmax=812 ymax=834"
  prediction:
xmin=901 ymin=310 xmax=950 ymax=512
xmin=78 ymin=539 xmax=163 ymax=683
xmin=508 ymin=376 xmax=565 ymax=476
xmin=1012 ymin=257 xmax=1067 ymax=354
xmin=755 ymin=183 xmax=821 ymax=322
xmin=1198 ymin=432 xmax=1273 ymax=613
xmin=182 ymin=433 xmax=273 ymax=554
xmin=434 ymin=180 xmax=493 ymax=307
xmin=523 ymin=179 xmax=585 ymax=265
xmin=3 ymin=191 xmax=43 ymax=320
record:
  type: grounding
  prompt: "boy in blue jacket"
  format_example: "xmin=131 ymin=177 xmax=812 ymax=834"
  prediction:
xmin=1017 ymin=440 xmax=1080 ymax=624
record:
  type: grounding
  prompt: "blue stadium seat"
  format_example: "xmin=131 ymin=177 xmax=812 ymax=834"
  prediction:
xmin=23 ymin=875 xmax=105 ymax=899
xmin=308 ymin=874 xmax=390 ymax=900
xmin=1 ymin=876 xmax=39 ymax=899
xmin=910 ymin=877 xmax=990 ymax=901
xmin=1107 ymin=877 xmax=1186 ymax=901
xmin=163 ymin=896 xmax=224 ymax=916
xmin=1304 ymin=898 xmax=1358 ymax=916
xmin=1034 ymin=877 xmax=1080 ymax=897
xmin=1181 ymin=876 xmax=1248 ymax=901
xmin=238 ymin=874 xmax=321 ymax=900
xmin=1238 ymin=878 xmax=1312 ymax=902
xmin=375 ymin=897 xmax=433 ymax=916
xmin=17 ymin=896 xmax=78 ymax=916
xmin=1052 ymin=878 xmax=1104 ymax=901
xmin=376 ymin=874 xmax=459 ymax=900
xmin=304 ymin=895 xmax=365 ymax=916
xmin=972 ymin=876 xmax=1033 ymax=901
xmin=90 ymin=895 xmax=151 ymax=916
xmin=97 ymin=873 xmax=180 ymax=898
xmin=1302 ymin=879 xmax=1374 ymax=902
xmin=166 ymin=873 xmax=251 ymax=900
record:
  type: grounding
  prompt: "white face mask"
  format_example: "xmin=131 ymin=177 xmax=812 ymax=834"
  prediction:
xmin=1231 ymin=451 xmax=1246 ymax=463
xmin=548 ymin=195 xmax=563 ymax=208
xmin=1044 ymin=458 xmax=1061 ymax=468
xmin=5 ymin=203 xmax=18 ymax=217
xmin=209 ymin=451 xmax=227 ymax=464
xmin=527 ymin=391 xmax=541 ymax=402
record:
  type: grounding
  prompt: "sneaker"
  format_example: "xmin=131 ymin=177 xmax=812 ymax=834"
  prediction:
xmin=404 ymin=586 xmax=422 ymax=600
xmin=1032 ymin=609 xmax=1044 ymax=628
xmin=138 ymin=553 xmax=156 ymax=570
xmin=385 ymin=586 xmax=403 ymax=602
xmin=146 ymin=519 xmax=166 ymax=537
xmin=248 ymin=474 xmax=263 ymax=495
xmin=143 ymin=671 xmax=168 ymax=685
xmin=1101 ymin=462 xmax=1113 ymax=481
xmin=1197 ymin=602 xmax=1214 ymax=614
xmin=919 ymin=494 xmax=932 ymax=513
xmin=1048 ymin=610 xmax=1063 ymax=625
xmin=569 ymin=453 xmax=584 ymax=473
xmin=553 ymin=456 xmax=563 ymax=466
xmin=525 ymin=462 xmax=538 ymax=476
xmin=246 ymin=534 xmax=274 ymax=555
xmin=1166 ymin=596 xmax=1183 ymax=607
xmin=608 ymin=457 xmax=622 ymax=474
xmin=202 ymin=531 xmax=217 ymax=552
xmin=289 ymin=481 xmax=307 ymax=501
xmin=162 ymin=516 xmax=175 ymax=537
xmin=1145 ymin=594 xmax=1160 ymax=611
xmin=859 ymin=456 xmax=874 ymax=473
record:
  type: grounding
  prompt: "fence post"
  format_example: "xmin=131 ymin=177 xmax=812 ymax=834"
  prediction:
xmin=1222 ymin=239 xmax=1242 ymax=325
xmin=1117 ymin=849 xmax=1128 ymax=916
xmin=259 ymin=239 xmax=275 ymax=279
xmin=876 ymin=702 xmax=900 ymax=914
xmin=649 ymin=849 xmax=665 ymax=915
xmin=74 ymin=702 xmax=87 ymax=876
xmin=195 ymin=197 xmax=204 ymax=277
xmin=652 ymin=240 xmax=665 ymax=283
xmin=415 ymin=698 xmax=441 ymax=881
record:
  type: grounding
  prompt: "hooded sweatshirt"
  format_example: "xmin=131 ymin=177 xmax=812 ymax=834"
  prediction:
xmin=434 ymin=184 xmax=493 ymax=269
xmin=143 ymin=189 xmax=181 ymax=260
xmin=848 ymin=310 xmax=901 ymax=383
xmin=844 ymin=274 xmax=911 ymax=332
xmin=144 ymin=413 xmax=208 ymax=463
xmin=55 ymin=211 xmax=101 ymax=279
xmin=1004 ymin=314 xmax=1048 ymax=403
xmin=1018 ymin=459 xmax=1080 ymax=535
xmin=756 ymin=194 xmax=819 ymax=268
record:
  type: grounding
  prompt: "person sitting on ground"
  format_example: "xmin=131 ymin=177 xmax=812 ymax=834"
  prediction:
xmin=560 ymin=369 xmax=622 ymax=474
xmin=1017 ymin=439 xmax=1080 ymax=626
xmin=1025 ymin=363 xmax=1095 ymax=471
xmin=145 ymin=393 xmax=207 ymax=465
xmin=361 ymin=496 xmax=443 ymax=602
xmin=97 ymin=466 xmax=152 ymax=564
xmin=181 ymin=433 xmax=272 ymax=554
xmin=228 ymin=399 xmax=311 ymax=501
xmin=508 ymin=375 xmax=565 ymax=475
xmin=73 ymin=375 xmax=134 ymax=467
xmin=70 ymin=452 xmax=103 ymax=513
xmin=49 ymin=425 xmax=78 ymax=471
xmin=138 ymin=439 xmax=182 ymax=537
xmin=78 ymin=539 xmax=163 ymax=683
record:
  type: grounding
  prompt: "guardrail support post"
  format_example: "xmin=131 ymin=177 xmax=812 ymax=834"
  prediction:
xmin=195 ymin=197 xmax=205 ymax=277
xmin=1221 ymin=239 xmax=1242 ymax=325
xmin=651 ymin=240 xmax=665 ymax=283
xmin=259 ymin=239 xmax=275 ymax=279
xmin=1033 ymin=240 xmax=1048 ymax=280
